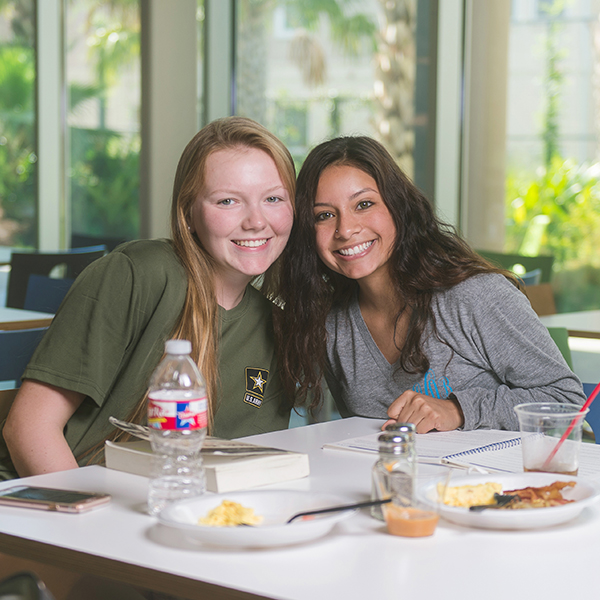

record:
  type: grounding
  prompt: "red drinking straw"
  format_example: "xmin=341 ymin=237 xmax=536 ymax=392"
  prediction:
xmin=541 ymin=382 xmax=600 ymax=470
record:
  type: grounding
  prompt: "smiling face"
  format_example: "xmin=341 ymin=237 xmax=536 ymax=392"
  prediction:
xmin=190 ymin=147 xmax=294 ymax=301
xmin=313 ymin=164 xmax=396 ymax=286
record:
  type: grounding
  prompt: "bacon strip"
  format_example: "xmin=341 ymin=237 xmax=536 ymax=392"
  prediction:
xmin=501 ymin=481 xmax=575 ymax=509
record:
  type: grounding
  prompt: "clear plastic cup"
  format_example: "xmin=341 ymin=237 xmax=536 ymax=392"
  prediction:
xmin=514 ymin=403 xmax=588 ymax=475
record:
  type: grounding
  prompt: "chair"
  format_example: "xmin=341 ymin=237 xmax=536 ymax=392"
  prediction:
xmin=6 ymin=246 xmax=106 ymax=309
xmin=546 ymin=327 xmax=573 ymax=369
xmin=519 ymin=268 xmax=542 ymax=286
xmin=71 ymin=232 xmax=128 ymax=252
xmin=477 ymin=250 xmax=554 ymax=283
xmin=546 ymin=330 xmax=596 ymax=441
xmin=0 ymin=328 xmax=48 ymax=386
xmin=23 ymin=275 xmax=75 ymax=314
xmin=0 ymin=571 xmax=56 ymax=599
xmin=526 ymin=283 xmax=557 ymax=316
xmin=582 ymin=383 xmax=600 ymax=443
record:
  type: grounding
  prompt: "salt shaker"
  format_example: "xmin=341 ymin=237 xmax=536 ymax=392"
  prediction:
xmin=371 ymin=423 xmax=417 ymax=520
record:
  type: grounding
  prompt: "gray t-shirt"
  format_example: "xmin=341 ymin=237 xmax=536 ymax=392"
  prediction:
xmin=325 ymin=274 xmax=585 ymax=430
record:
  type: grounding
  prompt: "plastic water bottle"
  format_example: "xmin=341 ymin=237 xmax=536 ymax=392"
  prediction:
xmin=147 ymin=339 xmax=208 ymax=515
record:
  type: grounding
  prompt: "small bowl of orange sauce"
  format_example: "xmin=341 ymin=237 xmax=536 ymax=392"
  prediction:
xmin=384 ymin=504 xmax=440 ymax=537
xmin=384 ymin=464 xmax=453 ymax=537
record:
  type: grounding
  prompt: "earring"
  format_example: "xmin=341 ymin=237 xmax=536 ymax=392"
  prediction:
xmin=335 ymin=229 xmax=339 ymax=233
xmin=187 ymin=225 xmax=191 ymax=231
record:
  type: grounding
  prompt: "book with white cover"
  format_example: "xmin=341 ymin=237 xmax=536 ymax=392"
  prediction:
xmin=104 ymin=439 xmax=310 ymax=493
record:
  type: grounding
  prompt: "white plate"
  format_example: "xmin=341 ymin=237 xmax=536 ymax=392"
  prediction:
xmin=419 ymin=472 xmax=600 ymax=530
xmin=157 ymin=490 xmax=355 ymax=548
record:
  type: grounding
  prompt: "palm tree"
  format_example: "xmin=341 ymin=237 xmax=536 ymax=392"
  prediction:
xmin=237 ymin=0 xmax=418 ymax=174
xmin=236 ymin=0 xmax=275 ymax=124
xmin=374 ymin=0 xmax=416 ymax=176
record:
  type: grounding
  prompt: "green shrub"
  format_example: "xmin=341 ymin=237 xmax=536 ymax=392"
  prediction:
xmin=506 ymin=156 xmax=600 ymax=311
xmin=70 ymin=128 xmax=140 ymax=239
xmin=0 ymin=44 xmax=36 ymax=246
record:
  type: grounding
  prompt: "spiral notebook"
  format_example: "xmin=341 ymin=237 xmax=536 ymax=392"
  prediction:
xmin=323 ymin=429 xmax=600 ymax=477
xmin=323 ymin=429 xmax=525 ymax=472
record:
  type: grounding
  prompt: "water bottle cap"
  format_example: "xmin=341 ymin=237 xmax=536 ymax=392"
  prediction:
xmin=165 ymin=339 xmax=192 ymax=355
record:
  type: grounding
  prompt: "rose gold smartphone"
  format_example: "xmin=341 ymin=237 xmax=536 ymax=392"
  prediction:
xmin=0 ymin=486 xmax=111 ymax=513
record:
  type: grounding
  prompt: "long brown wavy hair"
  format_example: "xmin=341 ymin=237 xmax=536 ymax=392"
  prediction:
xmin=273 ymin=136 xmax=519 ymax=413
xmin=83 ymin=117 xmax=295 ymax=460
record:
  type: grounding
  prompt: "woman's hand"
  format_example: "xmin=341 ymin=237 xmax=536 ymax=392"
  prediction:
xmin=3 ymin=380 xmax=85 ymax=477
xmin=383 ymin=390 xmax=464 ymax=433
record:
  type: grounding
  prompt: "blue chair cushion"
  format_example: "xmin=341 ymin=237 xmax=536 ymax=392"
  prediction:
xmin=0 ymin=327 xmax=49 ymax=384
xmin=520 ymin=268 xmax=542 ymax=286
xmin=24 ymin=274 xmax=75 ymax=314
xmin=582 ymin=383 xmax=600 ymax=443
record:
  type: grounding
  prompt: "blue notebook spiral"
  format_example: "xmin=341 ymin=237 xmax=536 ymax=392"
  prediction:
xmin=443 ymin=436 xmax=522 ymax=461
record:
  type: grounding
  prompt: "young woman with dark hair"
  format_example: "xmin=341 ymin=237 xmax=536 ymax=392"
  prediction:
xmin=275 ymin=135 xmax=584 ymax=432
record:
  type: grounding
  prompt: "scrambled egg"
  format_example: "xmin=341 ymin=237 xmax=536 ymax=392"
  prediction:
xmin=439 ymin=482 xmax=502 ymax=507
xmin=198 ymin=500 xmax=263 ymax=527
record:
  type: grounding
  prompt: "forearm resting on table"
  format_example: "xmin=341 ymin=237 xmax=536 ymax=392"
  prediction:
xmin=4 ymin=380 xmax=85 ymax=477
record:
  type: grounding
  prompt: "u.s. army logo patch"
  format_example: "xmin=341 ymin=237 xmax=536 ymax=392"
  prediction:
xmin=243 ymin=367 xmax=269 ymax=408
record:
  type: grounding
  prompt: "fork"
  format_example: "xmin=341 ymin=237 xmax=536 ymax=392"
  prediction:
xmin=469 ymin=493 xmax=519 ymax=512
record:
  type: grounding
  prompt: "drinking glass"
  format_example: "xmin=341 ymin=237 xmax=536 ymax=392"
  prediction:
xmin=514 ymin=402 xmax=588 ymax=475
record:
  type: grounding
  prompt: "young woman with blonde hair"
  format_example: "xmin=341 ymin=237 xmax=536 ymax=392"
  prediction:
xmin=1 ymin=116 xmax=295 ymax=479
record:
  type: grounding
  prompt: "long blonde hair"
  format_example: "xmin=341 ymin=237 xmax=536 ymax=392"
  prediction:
xmin=81 ymin=118 xmax=295 ymax=463
xmin=168 ymin=116 xmax=295 ymax=431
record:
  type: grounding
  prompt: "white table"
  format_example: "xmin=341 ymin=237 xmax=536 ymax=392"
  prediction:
xmin=0 ymin=417 xmax=599 ymax=600
xmin=0 ymin=306 xmax=54 ymax=330
xmin=540 ymin=309 xmax=600 ymax=339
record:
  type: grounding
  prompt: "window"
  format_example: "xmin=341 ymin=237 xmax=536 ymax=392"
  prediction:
xmin=65 ymin=0 xmax=141 ymax=246
xmin=234 ymin=0 xmax=437 ymax=197
xmin=465 ymin=0 xmax=600 ymax=312
xmin=0 ymin=0 xmax=36 ymax=248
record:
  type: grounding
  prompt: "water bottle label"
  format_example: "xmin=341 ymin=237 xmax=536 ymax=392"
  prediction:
xmin=148 ymin=394 xmax=208 ymax=430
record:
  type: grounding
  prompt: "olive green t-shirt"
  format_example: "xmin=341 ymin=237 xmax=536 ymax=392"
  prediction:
xmin=0 ymin=239 xmax=289 ymax=480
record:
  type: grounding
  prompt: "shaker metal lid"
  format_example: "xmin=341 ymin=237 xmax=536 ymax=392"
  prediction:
xmin=384 ymin=422 xmax=416 ymax=434
xmin=377 ymin=422 xmax=416 ymax=448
